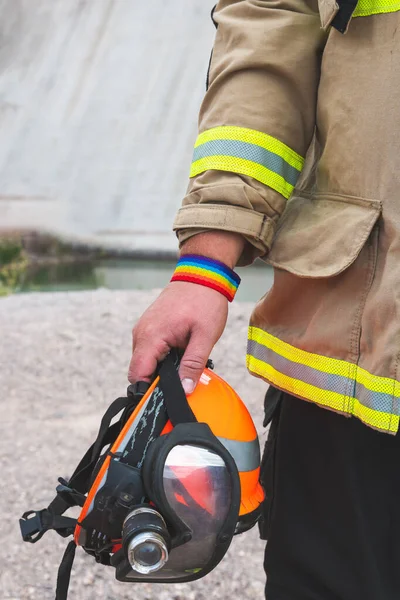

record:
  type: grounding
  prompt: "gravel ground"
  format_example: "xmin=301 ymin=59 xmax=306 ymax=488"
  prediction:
xmin=0 ymin=290 xmax=268 ymax=600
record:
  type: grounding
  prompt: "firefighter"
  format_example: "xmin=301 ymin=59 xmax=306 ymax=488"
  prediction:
xmin=129 ymin=2 xmax=400 ymax=598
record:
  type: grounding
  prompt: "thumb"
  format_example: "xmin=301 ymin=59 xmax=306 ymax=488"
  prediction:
xmin=179 ymin=335 xmax=211 ymax=395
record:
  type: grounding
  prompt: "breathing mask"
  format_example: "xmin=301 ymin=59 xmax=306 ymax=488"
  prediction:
xmin=19 ymin=351 xmax=264 ymax=599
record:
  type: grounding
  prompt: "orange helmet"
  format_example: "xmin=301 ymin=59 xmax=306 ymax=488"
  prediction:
xmin=159 ymin=366 xmax=264 ymax=522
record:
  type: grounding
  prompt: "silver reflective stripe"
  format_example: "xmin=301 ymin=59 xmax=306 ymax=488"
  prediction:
xmin=248 ymin=338 xmax=399 ymax=416
xmin=193 ymin=139 xmax=301 ymax=187
xmin=217 ymin=436 xmax=260 ymax=472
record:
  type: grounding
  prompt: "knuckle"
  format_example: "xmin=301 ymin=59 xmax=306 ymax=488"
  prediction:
xmin=181 ymin=355 xmax=206 ymax=372
xmin=133 ymin=325 xmax=152 ymax=346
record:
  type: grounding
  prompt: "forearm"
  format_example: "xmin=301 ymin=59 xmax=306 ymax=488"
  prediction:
xmin=179 ymin=231 xmax=245 ymax=270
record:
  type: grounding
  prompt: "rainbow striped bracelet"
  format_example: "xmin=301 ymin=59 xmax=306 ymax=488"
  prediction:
xmin=171 ymin=254 xmax=241 ymax=302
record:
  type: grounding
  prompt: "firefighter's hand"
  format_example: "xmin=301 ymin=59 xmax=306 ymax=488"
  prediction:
xmin=128 ymin=281 xmax=228 ymax=393
xmin=128 ymin=231 xmax=245 ymax=393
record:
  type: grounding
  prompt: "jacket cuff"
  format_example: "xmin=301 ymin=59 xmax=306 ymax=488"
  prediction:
xmin=173 ymin=204 xmax=276 ymax=266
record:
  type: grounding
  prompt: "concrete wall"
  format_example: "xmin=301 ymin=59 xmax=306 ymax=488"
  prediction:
xmin=0 ymin=0 xmax=215 ymax=253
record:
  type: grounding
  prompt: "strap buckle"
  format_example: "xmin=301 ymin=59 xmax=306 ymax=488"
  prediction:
xmin=20 ymin=510 xmax=48 ymax=543
xmin=20 ymin=508 xmax=77 ymax=543
xmin=56 ymin=479 xmax=86 ymax=508
xmin=127 ymin=381 xmax=150 ymax=400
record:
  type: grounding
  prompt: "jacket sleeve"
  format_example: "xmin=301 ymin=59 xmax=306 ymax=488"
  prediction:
xmin=173 ymin=0 xmax=328 ymax=265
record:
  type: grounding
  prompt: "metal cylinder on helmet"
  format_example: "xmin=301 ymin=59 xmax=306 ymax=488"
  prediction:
xmin=122 ymin=507 xmax=170 ymax=574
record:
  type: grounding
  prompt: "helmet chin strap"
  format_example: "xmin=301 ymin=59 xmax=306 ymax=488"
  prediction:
xmin=55 ymin=541 xmax=76 ymax=600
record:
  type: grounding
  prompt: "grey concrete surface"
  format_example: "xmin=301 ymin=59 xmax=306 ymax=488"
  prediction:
xmin=1 ymin=290 xmax=269 ymax=600
xmin=0 ymin=1 xmax=215 ymax=253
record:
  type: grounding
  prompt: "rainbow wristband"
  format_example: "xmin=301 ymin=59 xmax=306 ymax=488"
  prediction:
xmin=171 ymin=254 xmax=241 ymax=302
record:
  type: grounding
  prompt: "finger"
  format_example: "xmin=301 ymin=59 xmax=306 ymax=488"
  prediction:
xmin=128 ymin=337 xmax=169 ymax=384
xmin=179 ymin=332 xmax=212 ymax=394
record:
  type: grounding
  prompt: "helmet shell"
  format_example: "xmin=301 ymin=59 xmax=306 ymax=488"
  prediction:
xmin=162 ymin=369 xmax=265 ymax=517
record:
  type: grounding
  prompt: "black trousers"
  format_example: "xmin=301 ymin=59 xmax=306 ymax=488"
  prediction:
xmin=260 ymin=388 xmax=400 ymax=600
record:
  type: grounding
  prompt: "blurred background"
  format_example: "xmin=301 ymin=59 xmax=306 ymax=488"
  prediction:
xmin=0 ymin=0 xmax=273 ymax=300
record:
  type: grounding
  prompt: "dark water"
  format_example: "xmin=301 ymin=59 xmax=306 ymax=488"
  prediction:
xmin=20 ymin=260 xmax=274 ymax=302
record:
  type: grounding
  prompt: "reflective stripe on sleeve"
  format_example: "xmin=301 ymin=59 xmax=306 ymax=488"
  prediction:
xmin=353 ymin=0 xmax=400 ymax=17
xmin=190 ymin=126 xmax=305 ymax=200
xmin=247 ymin=326 xmax=400 ymax=434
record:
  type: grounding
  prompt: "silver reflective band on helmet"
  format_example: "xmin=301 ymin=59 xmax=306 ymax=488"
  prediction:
xmin=127 ymin=531 xmax=168 ymax=574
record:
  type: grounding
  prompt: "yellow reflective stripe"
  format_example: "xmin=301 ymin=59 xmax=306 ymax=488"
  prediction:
xmin=247 ymin=354 xmax=351 ymax=413
xmin=355 ymin=365 xmax=400 ymax=397
xmin=352 ymin=398 xmax=399 ymax=433
xmin=190 ymin=155 xmax=295 ymax=199
xmin=353 ymin=0 xmax=400 ymax=16
xmin=195 ymin=126 xmax=304 ymax=172
xmin=249 ymin=326 xmax=400 ymax=398
xmin=250 ymin=327 xmax=352 ymax=378
xmin=190 ymin=126 xmax=305 ymax=200
xmin=246 ymin=354 xmax=399 ymax=434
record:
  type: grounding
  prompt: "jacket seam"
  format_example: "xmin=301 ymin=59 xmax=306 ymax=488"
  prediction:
xmin=259 ymin=214 xmax=268 ymax=241
xmin=176 ymin=222 xmax=273 ymax=238
xmin=186 ymin=182 xmax=266 ymax=194
xmin=296 ymin=190 xmax=382 ymax=209
xmin=350 ymin=225 xmax=379 ymax=420
xmin=178 ymin=203 xmax=265 ymax=215
xmin=184 ymin=182 xmax=283 ymax=218
xmin=175 ymin=206 xmax=275 ymax=238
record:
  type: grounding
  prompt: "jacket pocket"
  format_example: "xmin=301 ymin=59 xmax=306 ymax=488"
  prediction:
xmin=265 ymin=193 xmax=381 ymax=278
xmin=318 ymin=0 xmax=339 ymax=29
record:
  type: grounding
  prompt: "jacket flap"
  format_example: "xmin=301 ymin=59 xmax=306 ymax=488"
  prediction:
xmin=318 ymin=0 xmax=339 ymax=29
xmin=266 ymin=194 xmax=381 ymax=278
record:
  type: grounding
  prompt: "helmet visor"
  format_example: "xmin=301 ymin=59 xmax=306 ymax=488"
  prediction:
xmin=125 ymin=443 xmax=233 ymax=580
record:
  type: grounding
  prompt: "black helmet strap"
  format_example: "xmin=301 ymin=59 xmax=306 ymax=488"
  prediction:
xmin=20 ymin=392 xmax=141 ymax=543
xmin=55 ymin=541 xmax=76 ymax=600
xmin=157 ymin=350 xmax=197 ymax=426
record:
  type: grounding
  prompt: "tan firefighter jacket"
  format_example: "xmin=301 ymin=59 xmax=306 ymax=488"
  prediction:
xmin=173 ymin=0 xmax=400 ymax=434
